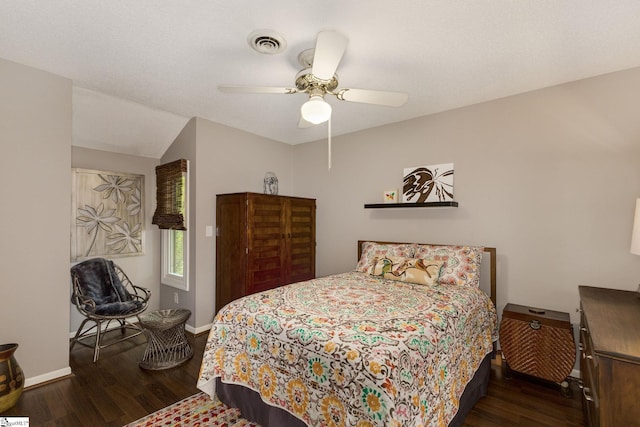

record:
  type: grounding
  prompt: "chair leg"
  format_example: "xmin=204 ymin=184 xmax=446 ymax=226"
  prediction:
xmin=93 ymin=319 xmax=103 ymax=362
xmin=70 ymin=318 xmax=91 ymax=351
xmin=71 ymin=316 xmax=145 ymax=362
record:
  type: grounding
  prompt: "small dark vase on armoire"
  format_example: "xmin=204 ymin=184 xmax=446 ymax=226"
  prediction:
xmin=215 ymin=192 xmax=316 ymax=313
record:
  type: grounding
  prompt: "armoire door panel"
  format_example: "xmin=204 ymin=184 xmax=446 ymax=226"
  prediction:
xmin=215 ymin=194 xmax=248 ymax=313
xmin=290 ymin=260 xmax=313 ymax=280
xmin=249 ymin=270 xmax=282 ymax=293
xmin=248 ymin=194 xmax=286 ymax=287
xmin=287 ymin=198 xmax=315 ymax=283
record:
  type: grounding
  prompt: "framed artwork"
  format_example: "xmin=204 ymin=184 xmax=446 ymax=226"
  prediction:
xmin=402 ymin=163 xmax=454 ymax=203
xmin=71 ymin=168 xmax=145 ymax=261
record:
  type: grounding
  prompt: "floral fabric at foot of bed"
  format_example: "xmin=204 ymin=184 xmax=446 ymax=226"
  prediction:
xmin=197 ymin=271 xmax=497 ymax=427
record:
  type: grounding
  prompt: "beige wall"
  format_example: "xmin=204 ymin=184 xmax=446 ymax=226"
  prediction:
xmin=0 ymin=58 xmax=72 ymax=384
xmin=292 ymin=66 xmax=640 ymax=326
xmin=70 ymin=146 xmax=161 ymax=331
xmin=161 ymin=117 xmax=294 ymax=330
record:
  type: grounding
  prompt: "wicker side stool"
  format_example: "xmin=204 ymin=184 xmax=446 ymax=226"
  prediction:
xmin=139 ymin=309 xmax=193 ymax=370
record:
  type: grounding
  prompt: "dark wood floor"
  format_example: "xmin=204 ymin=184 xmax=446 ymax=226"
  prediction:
xmin=4 ymin=331 xmax=585 ymax=426
xmin=4 ymin=331 xmax=205 ymax=426
xmin=465 ymin=360 xmax=585 ymax=427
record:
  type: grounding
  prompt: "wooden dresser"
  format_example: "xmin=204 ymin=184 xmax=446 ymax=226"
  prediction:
xmin=579 ymin=285 xmax=640 ymax=427
xmin=215 ymin=192 xmax=316 ymax=313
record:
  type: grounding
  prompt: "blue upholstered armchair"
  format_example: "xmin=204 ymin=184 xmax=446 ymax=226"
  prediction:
xmin=70 ymin=258 xmax=151 ymax=362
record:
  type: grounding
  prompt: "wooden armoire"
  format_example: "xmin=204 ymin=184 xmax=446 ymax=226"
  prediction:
xmin=215 ymin=192 xmax=316 ymax=313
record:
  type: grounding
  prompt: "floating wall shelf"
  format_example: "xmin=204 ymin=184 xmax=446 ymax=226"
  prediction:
xmin=364 ymin=201 xmax=459 ymax=209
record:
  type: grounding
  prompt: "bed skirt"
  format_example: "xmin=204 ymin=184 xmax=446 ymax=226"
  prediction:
xmin=215 ymin=351 xmax=493 ymax=427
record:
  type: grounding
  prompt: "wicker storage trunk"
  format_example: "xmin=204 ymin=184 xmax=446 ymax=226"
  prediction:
xmin=499 ymin=303 xmax=576 ymax=384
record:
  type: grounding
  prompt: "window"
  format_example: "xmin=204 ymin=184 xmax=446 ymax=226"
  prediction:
xmin=153 ymin=159 xmax=189 ymax=290
xmin=161 ymin=228 xmax=188 ymax=289
xmin=168 ymin=229 xmax=184 ymax=276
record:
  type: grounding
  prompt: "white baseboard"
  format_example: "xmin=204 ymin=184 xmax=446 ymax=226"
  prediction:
xmin=25 ymin=367 xmax=72 ymax=388
xmin=187 ymin=323 xmax=212 ymax=335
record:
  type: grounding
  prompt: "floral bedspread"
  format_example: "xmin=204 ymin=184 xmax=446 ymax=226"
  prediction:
xmin=197 ymin=271 xmax=497 ymax=427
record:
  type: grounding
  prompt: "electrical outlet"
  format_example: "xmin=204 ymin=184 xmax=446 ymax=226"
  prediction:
xmin=174 ymin=292 xmax=179 ymax=304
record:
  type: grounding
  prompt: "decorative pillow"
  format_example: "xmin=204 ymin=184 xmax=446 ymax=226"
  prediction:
xmin=368 ymin=256 xmax=444 ymax=286
xmin=355 ymin=242 xmax=416 ymax=272
xmin=415 ymin=244 xmax=484 ymax=287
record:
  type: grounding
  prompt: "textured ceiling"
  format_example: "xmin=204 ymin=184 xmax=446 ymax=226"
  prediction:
xmin=2 ymin=1 xmax=640 ymax=158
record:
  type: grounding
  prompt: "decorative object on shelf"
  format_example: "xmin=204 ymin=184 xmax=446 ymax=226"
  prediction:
xmin=0 ymin=343 xmax=24 ymax=413
xmin=72 ymin=168 xmax=145 ymax=261
xmin=402 ymin=163 xmax=454 ymax=203
xmin=263 ymin=172 xmax=279 ymax=195
xmin=383 ymin=189 xmax=398 ymax=204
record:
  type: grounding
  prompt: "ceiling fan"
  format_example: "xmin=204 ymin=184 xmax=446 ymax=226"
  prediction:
xmin=219 ymin=30 xmax=409 ymax=128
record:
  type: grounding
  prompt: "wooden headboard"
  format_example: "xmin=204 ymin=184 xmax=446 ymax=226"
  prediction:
xmin=357 ymin=240 xmax=497 ymax=306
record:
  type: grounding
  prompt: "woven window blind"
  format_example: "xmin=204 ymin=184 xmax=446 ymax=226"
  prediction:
xmin=152 ymin=159 xmax=188 ymax=230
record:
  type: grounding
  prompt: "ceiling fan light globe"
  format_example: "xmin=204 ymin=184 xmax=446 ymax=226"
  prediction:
xmin=301 ymin=97 xmax=331 ymax=124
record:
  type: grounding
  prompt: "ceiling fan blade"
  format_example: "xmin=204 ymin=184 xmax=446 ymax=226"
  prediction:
xmin=298 ymin=116 xmax=314 ymax=128
xmin=311 ymin=31 xmax=348 ymax=81
xmin=219 ymin=85 xmax=297 ymax=94
xmin=334 ymin=88 xmax=408 ymax=107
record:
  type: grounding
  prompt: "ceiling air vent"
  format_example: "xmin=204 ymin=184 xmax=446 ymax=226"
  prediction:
xmin=247 ymin=30 xmax=287 ymax=54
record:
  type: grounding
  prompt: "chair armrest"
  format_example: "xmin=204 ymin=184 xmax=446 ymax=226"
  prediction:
xmin=72 ymin=293 xmax=98 ymax=314
xmin=131 ymin=285 xmax=151 ymax=303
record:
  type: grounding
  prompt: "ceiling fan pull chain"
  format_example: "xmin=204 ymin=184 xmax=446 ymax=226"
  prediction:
xmin=328 ymin=118 xmax=332 ymax=170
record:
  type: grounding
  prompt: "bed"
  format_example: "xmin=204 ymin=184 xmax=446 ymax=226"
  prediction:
xmin=197 ymin=240 xmax=498 ymax=427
